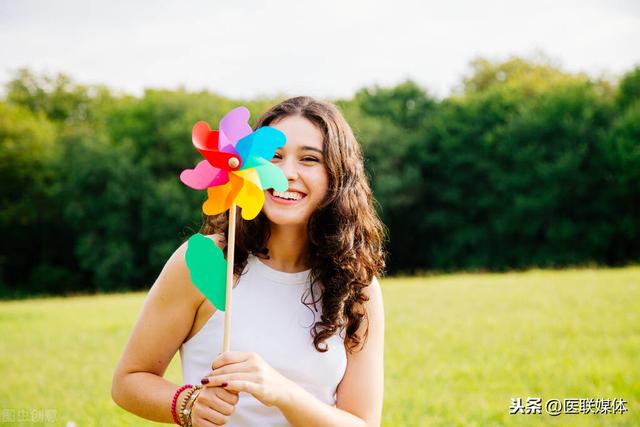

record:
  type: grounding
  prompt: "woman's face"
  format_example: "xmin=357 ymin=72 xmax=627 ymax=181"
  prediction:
xmin=263 ymin=115 xmax=329 ymax=227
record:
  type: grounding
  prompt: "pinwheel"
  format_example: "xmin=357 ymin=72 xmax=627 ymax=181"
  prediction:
xmin=180 ymin=106 xmax=287 ymax=351
xmin=180 ymin=106 xmax=288 ymax=220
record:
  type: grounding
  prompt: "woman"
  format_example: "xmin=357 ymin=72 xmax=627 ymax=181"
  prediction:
xmin=112 ymin=96 xmax=386 ymax=426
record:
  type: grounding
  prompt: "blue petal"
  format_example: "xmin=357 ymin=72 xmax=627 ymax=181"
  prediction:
xmin=236 ymin=126 xmax=286 ymax=169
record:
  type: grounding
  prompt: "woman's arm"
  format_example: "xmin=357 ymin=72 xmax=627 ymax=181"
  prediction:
xmin=202 ymin=276 xmax=385 ymax=427
xmin=111 ymin=236 xmax=238 ymax=424
xmin=111 ymin=240 xmax=204 ymax=421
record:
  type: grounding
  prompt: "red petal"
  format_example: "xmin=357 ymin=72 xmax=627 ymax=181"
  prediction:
xmin=192 ymin=121 xmax=220 ymax=152
xmin=199 ymin=149 xmax=241 ymax=171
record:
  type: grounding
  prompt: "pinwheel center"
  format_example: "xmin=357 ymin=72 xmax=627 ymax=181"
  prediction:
xmin=228 ymin=156 xmax=240 ymax=169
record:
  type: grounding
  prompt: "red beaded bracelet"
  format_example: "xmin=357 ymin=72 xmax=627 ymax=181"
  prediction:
xmin=171 ymin=384 xmax=193 ymax=425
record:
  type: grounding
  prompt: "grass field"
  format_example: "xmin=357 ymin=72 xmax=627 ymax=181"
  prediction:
xmin=1 ymin=267 xmax=638 ymax=426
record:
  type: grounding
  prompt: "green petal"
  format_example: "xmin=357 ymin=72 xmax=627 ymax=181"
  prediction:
xmin=252 ymin=157 xmax=288 ymax=192
xmin=185 ymin=233 xmax=227 ymax=311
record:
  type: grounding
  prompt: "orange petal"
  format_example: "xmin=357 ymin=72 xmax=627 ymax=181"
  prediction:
xmin=202 ymin=177 xmax=243 ymax=215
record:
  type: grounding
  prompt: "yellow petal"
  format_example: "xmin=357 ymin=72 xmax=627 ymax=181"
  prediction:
xmin=232 ymin=168 xmax=264 ymax=220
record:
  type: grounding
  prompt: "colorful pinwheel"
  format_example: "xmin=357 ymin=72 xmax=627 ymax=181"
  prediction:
xmin=180 ymin=106 xmax=288 ymax=351
xmin=180 ymin=106 xmax=288 ymax=220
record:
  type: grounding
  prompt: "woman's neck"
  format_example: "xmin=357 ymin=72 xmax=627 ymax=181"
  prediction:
xmin=263 ymin=223 xmax=310 ymax=273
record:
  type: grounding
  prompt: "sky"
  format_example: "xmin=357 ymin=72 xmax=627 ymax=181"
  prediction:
xmin=1 ymin=0 xmax=639 ymax=100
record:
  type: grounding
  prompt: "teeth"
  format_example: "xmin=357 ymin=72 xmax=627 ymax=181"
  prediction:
xmin=273 ymin=190 xmax=304 ymax=200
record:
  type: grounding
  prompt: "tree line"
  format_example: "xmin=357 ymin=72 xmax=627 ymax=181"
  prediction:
xmin=1 ymin=56 xmax=639 ymax=297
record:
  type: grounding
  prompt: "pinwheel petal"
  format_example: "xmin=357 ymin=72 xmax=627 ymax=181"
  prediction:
xmin=252 ymin=157 xmax=288 ymax=192
xmin=203 ymin=176 xmax=243 ymax=215
xmin=210 ymin=168 xmax=230 ymax=186
xmin=185 ymin=233 xmax=227 ymax=311
xmin=233 ymin=169 xmax=264 ymax=220
xmin=199 ymin=149 xmax=240 ymax=171
xmin=219 ymin=106 xmax=252 ymax=148
xmin=220 ymin=143 xmax=240 ymax=158
xmin=192 ymin=121 xmax=241 ymax=170
xmin=180 ymin=160 xmax=229 ymax=189
xmin=192 ymin=122 xmax=219 ymax=152
xmin=236 ymin=126 xmax=286 ymax=169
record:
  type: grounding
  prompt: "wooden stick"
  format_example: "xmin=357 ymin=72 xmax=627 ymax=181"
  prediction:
xmin=223 ymin=202 xmax=237 ymax=353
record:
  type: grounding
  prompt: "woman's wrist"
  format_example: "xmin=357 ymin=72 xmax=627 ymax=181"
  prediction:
xmin=184 ymin=386 xmax=203 ymax=426
xmin=178 ymin=385 xmax=202 ymax=426
xmin=274 ymin=377 xmax=301 ymax=411
xmin=177 ymin=389 xmax=192 ymax=425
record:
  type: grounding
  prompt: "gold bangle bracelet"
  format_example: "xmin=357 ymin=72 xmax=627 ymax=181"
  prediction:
xmin=185 ymin=386 xmax=204 ymax=427
xmin=178 ymin=386 xmax=199 ymax=426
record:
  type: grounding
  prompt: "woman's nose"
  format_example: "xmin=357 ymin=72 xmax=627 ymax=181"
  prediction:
xmin=279 ymin=158 xmax=299 ymax=181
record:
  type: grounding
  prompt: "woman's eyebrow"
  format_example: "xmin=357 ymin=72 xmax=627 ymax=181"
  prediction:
xmin=299 ymin=146 xmax=323 ymax=154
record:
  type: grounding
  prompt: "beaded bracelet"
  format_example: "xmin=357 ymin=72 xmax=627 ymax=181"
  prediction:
xmin=178 ymin=385 xmax=202 ymax=426
xmin=185 ymin=386 xmax=204 ymax=427
xmin=171 ymin=384 xmax=193 ymax=425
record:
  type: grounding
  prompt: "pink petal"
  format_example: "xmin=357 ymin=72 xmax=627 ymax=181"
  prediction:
xmin=180 ymin=160 xmax=229 ymax=190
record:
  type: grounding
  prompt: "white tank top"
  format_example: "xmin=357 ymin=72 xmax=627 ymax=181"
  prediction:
xmin=180 ymin=254 xmax=348 ymax=426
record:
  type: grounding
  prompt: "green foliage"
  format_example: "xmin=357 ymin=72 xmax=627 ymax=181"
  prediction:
xmin=55 ymin=132 xmax=147 ymax=291
xmin=0 ymin=101 xmax=61 ymax=294
xmin=5 ymin=68 xmax=112 ymax=124
xmin=0 ymin=101 xmax=55 ymax=227
xmin=460 ymin=54 xmax=593 ymax=96
xmin=616 ymin=66 xmax=640 ymax=110
xmin=345 ymin=59 xmax=637 ymax=274
xmin=1 ymin=57 xmax=639 ymax=296
xmin=353 ymin=80 xmax=436 ymax=129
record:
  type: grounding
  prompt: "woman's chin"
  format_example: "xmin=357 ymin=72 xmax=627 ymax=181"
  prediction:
xmin=264 ymin=212 xmax=309 ymax=228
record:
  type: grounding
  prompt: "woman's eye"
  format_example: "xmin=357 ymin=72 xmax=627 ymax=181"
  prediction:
xmin=271 ymin=154 xmax=319 ymax=162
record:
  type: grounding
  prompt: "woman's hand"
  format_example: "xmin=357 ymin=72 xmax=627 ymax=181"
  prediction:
xmin=201 ymin=351 xmax=295 ymax=408
xmin=190 ymin=386 xmax=239 ymax=427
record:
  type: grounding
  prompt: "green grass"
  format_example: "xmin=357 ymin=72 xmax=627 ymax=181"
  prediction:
xmin=1 ymin=267 xmax=638 ymax=426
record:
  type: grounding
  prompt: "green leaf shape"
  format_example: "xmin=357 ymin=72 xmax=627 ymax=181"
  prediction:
xmin=185 ymin=233 xmax=227 ymax=311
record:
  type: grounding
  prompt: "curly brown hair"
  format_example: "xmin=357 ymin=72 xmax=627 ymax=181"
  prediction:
xmin=198 ymin=96 xmax=386 ymax=353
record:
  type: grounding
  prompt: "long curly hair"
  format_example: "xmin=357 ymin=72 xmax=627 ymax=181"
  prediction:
xmin=199 ymin=96 xmax=386 ymax=353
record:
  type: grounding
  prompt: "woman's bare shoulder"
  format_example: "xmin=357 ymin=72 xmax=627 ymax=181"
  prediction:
xmin=149 ymin=240 xmax=201 ymax=308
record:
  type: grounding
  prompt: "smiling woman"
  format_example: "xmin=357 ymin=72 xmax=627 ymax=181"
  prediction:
xmin=112 ymin=96 xmax=386 ymax=427
xmin=262 ymin=114 xmax=329 ymax=231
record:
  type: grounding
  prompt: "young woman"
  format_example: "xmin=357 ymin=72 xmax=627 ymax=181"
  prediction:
xmin=112 ymin=96 xmax=386 ymax=426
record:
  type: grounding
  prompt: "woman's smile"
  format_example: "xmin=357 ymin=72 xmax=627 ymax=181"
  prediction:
xmin=268 ymin=189 xmax=307 ymax=205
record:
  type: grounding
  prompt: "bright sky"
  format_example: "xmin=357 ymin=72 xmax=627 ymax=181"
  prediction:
xmin=1 ymin=0 xmax=639 ymax=99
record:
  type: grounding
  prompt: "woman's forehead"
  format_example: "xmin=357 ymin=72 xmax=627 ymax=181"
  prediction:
xmin=271 ymin=115 xmax=323 ymax=150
